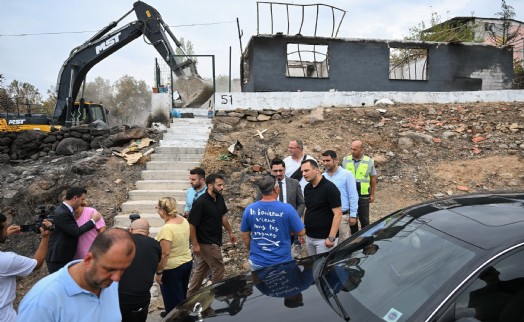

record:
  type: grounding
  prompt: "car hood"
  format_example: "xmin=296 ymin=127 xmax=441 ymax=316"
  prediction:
xmin=164 ymin=256 xmax=344 ymax=322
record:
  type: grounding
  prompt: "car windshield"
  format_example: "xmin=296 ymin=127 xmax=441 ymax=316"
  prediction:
xmin=319 ymin=211 xmax=478 ymax=322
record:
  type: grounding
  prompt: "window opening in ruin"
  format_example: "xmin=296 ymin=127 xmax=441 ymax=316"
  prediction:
xmin=389 ymin=47 xmax=428 ymax=81
xmin=286 ymin=43 xmax=329 ymax=78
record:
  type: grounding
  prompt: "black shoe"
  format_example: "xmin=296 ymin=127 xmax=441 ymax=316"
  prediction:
xmin=160 ymin=311 xmax=167 ymax=318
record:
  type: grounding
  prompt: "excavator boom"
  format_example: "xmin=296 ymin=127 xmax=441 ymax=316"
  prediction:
xmin=54 ymin=1 xmax=212 ymax=126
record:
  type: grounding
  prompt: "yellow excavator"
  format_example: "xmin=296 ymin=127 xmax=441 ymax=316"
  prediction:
xmin=2 ymin=1 xmax=212 ymax=132
xmin=0 ymin=113 xmax=56 ymax=132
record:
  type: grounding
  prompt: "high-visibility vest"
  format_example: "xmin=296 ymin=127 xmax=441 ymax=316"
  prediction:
xmin=345 ymin=155 xmax=373 ymax=196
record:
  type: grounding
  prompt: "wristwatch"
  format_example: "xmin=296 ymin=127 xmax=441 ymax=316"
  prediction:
xmin=328 ymin=236 xmax=336 ymax=242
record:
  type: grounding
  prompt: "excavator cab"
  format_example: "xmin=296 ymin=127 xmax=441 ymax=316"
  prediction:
xmin=55 ymin=101 xmax=107 ymax=126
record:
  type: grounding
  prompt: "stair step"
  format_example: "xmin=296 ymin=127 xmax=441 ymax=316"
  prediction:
xmin=169 ymin=126 xmax=211 ymax=129
xmin=150 ymin=153 xmax=204 ymax=161
xmin=158 ymin=141 xmax=208 ymax=148
xmin=155 ymin=146 xmax=206 ymax=154
xmin=146 ymin=161 xmax=200 ymax=170
xmin=128 ymin=189 xmax=186 ymax=201
xmin=135 ymin=180 xmax=188 ymax=190
xmin=114 ymin=213 xmax=164 ymax=228
xmin=142 ymin=170 xmax=188 ymax=180
xmin=171 ymin=116 xmax=213 ymax=124
xmin=121 ymin=200 xmax=185 ymax=213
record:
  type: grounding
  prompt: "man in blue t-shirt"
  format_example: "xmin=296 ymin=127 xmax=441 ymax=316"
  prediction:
xmin=241 ymin=175 xmax=305 ymax=270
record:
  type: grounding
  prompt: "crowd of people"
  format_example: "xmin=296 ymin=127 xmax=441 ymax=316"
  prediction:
xmin=0 ymin=137 xmax=377 ymax=321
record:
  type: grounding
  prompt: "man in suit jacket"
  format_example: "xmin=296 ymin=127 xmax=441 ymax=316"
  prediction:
xmin=269 ymin=158 xmax=305 ymax=215
xmin=46 ymin=187 xmax=102 ymax=273
xmin=270 ymin=158 xmax=305 ymax=258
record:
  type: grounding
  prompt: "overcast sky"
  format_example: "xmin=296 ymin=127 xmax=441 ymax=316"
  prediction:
xmin=1 ymin=0 xmax=523 ymax=97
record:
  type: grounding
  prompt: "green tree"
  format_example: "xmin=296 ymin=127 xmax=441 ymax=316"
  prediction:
xmin=175 ymin=37 xmax=197 ymax=64
xmin=0 ymin=74 xmax=14 ymax=113
xmin=41 ymin=86 xmax=58 ymax=115
xmin=7 ymin=80 xmax=42 ymax=105
xmin=110 ymin=75 xmax=151 ymax=126
xmin=84 ymin=77 xmax=113 ymax=104
xmin=488 ymin=0 xmax=521 ymax=47
xmin=406 ymin=12 xmax=479 ymax=43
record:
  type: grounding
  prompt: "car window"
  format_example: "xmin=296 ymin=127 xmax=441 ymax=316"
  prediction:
xmin=447 ymin=248 xmax=524 ymax=322
xmin=322 ymin=214 xmax=477 ymax=322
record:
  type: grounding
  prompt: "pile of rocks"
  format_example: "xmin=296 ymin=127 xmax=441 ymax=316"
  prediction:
xmin=214 ymin=109 xmax=312 ymax=130
xmin=0 ymin=126 xmax=150 ymax=163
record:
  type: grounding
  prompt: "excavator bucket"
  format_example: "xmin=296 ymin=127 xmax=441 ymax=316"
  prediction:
xmin=174 ymin=76 xmax=214 ymax=107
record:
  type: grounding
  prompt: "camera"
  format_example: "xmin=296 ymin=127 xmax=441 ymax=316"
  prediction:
xmin=19 ymin=205 xmax=55 ymax=234
xmin=129 ymin=213 xmax=141 ymax=222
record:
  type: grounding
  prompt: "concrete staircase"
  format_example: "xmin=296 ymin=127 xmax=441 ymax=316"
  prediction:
xmin=115 ymin=114 xmax=212 ymax=234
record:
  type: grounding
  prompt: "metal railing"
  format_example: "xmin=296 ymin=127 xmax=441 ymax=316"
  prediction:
xmin=256 ymin=1 xmax=346 ymax=38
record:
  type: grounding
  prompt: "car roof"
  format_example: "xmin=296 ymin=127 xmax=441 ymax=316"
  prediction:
xmin=405 ymin=192 xmax=524 ymax=250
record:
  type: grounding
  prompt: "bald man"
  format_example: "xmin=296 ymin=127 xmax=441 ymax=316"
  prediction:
xmin=341 ymin=140 xmax=377 ymax=234
xmin=119 ymin=219 xmax=162 ymax=322
xmin=19 ymin=228 xmax=136 ymax=322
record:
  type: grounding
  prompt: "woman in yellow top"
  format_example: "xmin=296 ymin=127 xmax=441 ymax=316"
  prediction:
xmin=154 ymin=197 xmax=193 ymax=315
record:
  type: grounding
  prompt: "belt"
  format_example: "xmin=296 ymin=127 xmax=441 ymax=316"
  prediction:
xmin=342 ymin=210 xmax=349 ymax=215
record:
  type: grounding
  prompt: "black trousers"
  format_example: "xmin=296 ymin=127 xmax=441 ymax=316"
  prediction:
xmin=350 ymin=197 xmax=370 ymax=235
xmin=120 ymin=301 xmax=150 ymax=322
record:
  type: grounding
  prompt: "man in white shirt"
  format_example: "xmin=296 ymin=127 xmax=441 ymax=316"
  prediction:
xmin=0 ymin=211 xmax=52 ymax=322
xmin=283 ymin=139 xmax=316 ymax=192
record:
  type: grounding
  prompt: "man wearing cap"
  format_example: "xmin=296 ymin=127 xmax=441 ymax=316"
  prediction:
xmin=241 ymin=175 xmax=305 ymax=271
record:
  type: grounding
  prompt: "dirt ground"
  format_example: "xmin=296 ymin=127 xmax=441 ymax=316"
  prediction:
xmin=201 ymin=102 xmax=524 ymax=228
xmin=1 ymin=101 xmax=523 ymax=318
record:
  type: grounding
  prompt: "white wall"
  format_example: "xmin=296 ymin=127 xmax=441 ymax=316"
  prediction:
xmin=214 ymin=90 xmax=524 ymax=110
xmin=151 ymin=93 xmax=171 ymax=117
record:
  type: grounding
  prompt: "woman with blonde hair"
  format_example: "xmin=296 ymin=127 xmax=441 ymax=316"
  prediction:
xmin=155 ymin=197 xmax=193 ymax=316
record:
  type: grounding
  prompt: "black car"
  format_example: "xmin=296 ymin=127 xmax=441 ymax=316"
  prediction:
xmin=165 ymin=192 xmax=524 ymax=322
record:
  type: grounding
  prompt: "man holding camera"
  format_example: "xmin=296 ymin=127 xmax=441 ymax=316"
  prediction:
xmin=0 ymin=212 xmax=52 ymax=322
xmin=46 ymin=187 xmax=102 ymax=273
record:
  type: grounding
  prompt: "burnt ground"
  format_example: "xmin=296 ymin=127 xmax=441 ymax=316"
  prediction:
xmin=1 ymin=101 xmax=523 ymax=314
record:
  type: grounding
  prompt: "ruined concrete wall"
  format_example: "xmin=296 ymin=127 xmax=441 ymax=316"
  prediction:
xmin=241 ymin=35 xmax=513 ymax=92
